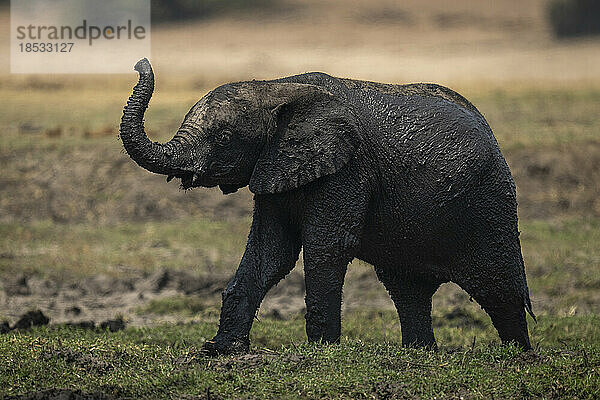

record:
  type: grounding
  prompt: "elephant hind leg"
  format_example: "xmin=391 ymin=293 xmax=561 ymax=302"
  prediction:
xmin=453 ymin=252 xmax=532 ymax=350
xmin=482 ymin=303 xmax=531 ymax=350
xmin=375 ymin=266 xmax=441 ymax=348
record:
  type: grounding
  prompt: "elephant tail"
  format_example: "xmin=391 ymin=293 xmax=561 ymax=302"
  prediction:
xmin=520 ymin=253 xmax=537 ymax=323
xmin=524 ymin=291 xmax=537 ymax=323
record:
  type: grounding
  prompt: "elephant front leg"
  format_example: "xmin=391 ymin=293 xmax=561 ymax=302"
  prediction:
xmin=304 ymin=258 xmax=349 ymax=343
xmin=303 ymin=228 xmax=357 ymax=344
xmin=203 ymin=199 xmax=301 ymax=355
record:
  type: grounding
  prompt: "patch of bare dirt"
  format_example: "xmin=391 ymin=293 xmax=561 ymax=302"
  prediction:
xmin=370 ymin=381 xmax=414 ymax=400
xmin=42 ymin=348 xmax=114 ymax=375
xmin=0 ymin=308 xmax=128 ymax=335
xmin=11 ymin=310 xmax=49 ymax=330
xmin=0 ymin=262 xmax=395 ymax=328
xmin=0 ymin=268 xmax=231 ymax=327
xmin=510 ymin=350 xmax=548 ymax=365
xmin=3 ymin=389 xmax=115 ymax=400
xmin=0 ymin=263 xmax=494 ymax=330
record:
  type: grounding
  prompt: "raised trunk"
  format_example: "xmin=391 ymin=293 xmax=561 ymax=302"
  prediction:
xmin=120 ymin=58 xmax=179 ymax=175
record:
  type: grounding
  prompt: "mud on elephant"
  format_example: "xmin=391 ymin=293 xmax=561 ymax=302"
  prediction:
xmin=120 ymin=58 xmax=535 ymax=354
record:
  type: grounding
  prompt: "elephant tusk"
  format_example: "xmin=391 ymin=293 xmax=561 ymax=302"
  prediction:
xmin=193 ymin=173 xmax=200 ymax=185
xmin=166 ymin=175 xmax=175 ymax=182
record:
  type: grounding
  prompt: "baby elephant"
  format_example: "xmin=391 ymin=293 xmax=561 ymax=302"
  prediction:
xmin=120 ymin=59 xmax=535 ymax=354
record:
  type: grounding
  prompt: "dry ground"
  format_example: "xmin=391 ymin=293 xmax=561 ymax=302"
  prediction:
xmin=2 ymin=0 xmax=600 ymax=84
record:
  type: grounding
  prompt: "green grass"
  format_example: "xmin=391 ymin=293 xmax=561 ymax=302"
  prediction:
xmin=0 ymin=219 xmax=249 ymax=279
xmin=1 ymin=313 xmax=599 ymax=399
xmin=135 ymin=295 xmax=209 ymax=317
xmin=521 ymin=218 xmax=600 ymax=315
xmin=471 ymin=87 xmax=600 ymax=150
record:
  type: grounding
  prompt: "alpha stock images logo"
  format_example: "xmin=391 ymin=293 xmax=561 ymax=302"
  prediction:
xmin=11 ymin=0 xmax=150 ymax=73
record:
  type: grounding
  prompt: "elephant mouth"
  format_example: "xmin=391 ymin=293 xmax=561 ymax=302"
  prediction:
xmin=175 ymin=172 xmax=241 ymax=195
xmin=172 ymin=171 xmax=218 ymax=190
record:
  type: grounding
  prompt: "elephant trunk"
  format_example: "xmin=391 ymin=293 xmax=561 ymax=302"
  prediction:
xmin=120 ymin=58 xmax=180 ymax=175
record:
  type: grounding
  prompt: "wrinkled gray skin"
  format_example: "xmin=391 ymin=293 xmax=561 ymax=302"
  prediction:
xmin=120 ymin=58 xmax=535 ymax=354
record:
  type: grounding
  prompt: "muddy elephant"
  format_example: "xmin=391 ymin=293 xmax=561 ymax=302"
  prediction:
xmin=120 ymin=58 xmax=535 ymax=354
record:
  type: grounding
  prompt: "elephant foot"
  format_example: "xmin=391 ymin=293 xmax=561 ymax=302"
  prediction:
xmin=401 ymin=339 xmax=438 ymax=351
xmin=202 ymin=336 xmax=250 ymax=356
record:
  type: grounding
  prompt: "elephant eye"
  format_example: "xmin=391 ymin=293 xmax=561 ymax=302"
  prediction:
xmin=215 ymin=130 xmax=232 ymax=146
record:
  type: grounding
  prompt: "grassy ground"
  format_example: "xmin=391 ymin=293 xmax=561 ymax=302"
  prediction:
xmin=0 ymin=219 xmax=248 ymax=279
xmin=1 ymin=314 xmax=599 ymax=399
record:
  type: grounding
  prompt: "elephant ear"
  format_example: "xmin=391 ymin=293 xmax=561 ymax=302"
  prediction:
xmin=249 ymin=85 xmax=360 ymax=194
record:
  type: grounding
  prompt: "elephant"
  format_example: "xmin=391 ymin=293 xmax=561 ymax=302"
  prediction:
xmin=120 ymin=58 xmax=535 ymax=354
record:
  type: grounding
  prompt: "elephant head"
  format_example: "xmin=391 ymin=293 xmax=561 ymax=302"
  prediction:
xmin=120 ymin=59 xmax=360 ymax=194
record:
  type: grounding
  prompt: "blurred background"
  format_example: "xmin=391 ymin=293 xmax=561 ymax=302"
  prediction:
xmin=0 ymin=0 xmax=599 ymax=331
